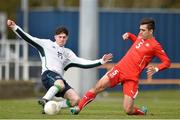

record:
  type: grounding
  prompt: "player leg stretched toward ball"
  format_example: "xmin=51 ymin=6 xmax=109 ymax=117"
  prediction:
xmin=7 ymin=19 xmax=113 ymax=114
xmin=71 ymin=18 xmax=171 ymax=115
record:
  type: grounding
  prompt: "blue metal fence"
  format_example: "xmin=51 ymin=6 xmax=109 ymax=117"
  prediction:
xmin=17 ymin=9 xmax=180 ymax=80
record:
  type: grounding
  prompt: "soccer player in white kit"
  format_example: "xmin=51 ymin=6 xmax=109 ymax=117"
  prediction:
xmin=7 ymin=19 xmax=113 ymax=113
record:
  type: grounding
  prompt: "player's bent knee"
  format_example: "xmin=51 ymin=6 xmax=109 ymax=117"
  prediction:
xmin=54 ymin=80 xmax=65 ymax=91
xmin=70 ymin=96 xmax=80 ymax=106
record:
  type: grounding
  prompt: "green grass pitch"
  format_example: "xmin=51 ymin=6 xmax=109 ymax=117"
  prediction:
xmin=0 ymin=90 xmax=180 ymax=119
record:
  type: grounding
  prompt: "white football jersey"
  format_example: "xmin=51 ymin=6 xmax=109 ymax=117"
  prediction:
xmin=13 ymin=25 xmax=104 ymax=76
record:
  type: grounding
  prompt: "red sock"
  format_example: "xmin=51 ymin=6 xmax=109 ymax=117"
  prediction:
xmin=131 ymin=107 xmax=145 ymax=115
xmin=78 ymin=91 xmax=96 ymax=110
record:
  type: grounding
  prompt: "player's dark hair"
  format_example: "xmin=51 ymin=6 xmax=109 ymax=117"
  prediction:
xmin=140 ymin=18 xmax=155 ymax=31
xmin=55 ymin=26 xmax=69 ymax=36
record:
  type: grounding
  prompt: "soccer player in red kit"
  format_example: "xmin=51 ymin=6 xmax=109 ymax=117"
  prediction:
xmin=71 ymin=18 xmax=171 ymax=115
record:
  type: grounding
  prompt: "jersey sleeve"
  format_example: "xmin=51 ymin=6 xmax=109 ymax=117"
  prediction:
xmin=154 ymin=43 xmax=171 ymax=71
xmin=128 ymin=32 xmax=137 ymax=42
xmin=64 ymin=49 xmax=103 ymax=71
xmin=12 ymin=25 xmax=44 ymax=47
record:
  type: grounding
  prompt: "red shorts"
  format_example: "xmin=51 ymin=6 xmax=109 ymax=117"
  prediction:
xmin=107 ymin=66 xmax=138 ymax=99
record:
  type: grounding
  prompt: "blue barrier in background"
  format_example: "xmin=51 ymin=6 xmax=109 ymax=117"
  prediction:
xmin=17 ymin=9 xmax=180 ymax=85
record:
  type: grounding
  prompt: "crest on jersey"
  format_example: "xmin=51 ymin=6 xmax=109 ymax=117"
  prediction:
xmin=145 ymin=43 xmax=150 ymax=47
xmin=57 ymin=52 xmax=63 ymax=59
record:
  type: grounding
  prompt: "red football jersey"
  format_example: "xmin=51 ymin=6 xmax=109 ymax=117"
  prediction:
xmin=115 ymin=33 xmax=171 ymax=81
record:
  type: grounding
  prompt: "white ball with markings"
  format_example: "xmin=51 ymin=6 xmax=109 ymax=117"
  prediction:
xmin=44 ymin=101 xmax=60 ymax=115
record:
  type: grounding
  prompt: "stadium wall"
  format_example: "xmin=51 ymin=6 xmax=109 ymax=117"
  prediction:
xmin=17 ymin=9 xmax=180 ymax=84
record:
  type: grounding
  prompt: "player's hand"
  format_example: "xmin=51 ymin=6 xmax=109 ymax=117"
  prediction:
xmin=146 ymin=65 xmax=158 ymax=78
xmin=102 ymin=53 xmax=113 ymax=64
xmin=122 ymin=32 xmax=129 ymax=40
xmin=7 ymin=19 xmax=16 ymax=29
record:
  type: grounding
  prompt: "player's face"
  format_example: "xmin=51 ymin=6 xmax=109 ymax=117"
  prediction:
xmin=139 ymin=24 xmax=153 ymax=40
xmin=54 ymin=33 xmax=68 ymax=47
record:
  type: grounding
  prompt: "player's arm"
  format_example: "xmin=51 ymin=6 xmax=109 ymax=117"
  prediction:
xmin=122 ymin=32 xmax=137 ymax=42
xmin=7 ymin=19 xmax=44 ymax=47
xmin=64 ymin=49 xmax=113 ymax=71
xmin=147 ymin=44 xmax=171 ymax=77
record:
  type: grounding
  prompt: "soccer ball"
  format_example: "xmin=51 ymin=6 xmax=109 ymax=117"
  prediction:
xmin=44 ymin=101 xmax=60 ymax=115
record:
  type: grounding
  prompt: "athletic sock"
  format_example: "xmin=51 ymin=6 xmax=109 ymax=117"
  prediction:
xmin=43 ymin=85 xmax=61 ymax=100
xmin=78 ymin=91 xmax=96 ymax=110
xmin=131 ymin=107 xmax=145 ymax=115
xmin=59 ymin=99 xmax=71 ymax=108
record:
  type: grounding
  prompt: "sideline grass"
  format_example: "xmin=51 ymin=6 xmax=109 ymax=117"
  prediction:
xmin=0 ymin=90 xmax=180 ymax=119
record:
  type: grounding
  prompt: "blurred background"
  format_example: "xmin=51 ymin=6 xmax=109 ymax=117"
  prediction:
xmin=0 ymin=0 xmax=180 ymax=99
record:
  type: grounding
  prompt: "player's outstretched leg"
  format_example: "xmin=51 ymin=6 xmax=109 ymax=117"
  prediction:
xmin=38 ymin=85 xmax=61 ymax=114
xmin=70 ymin=90 xmax=96 ymax=115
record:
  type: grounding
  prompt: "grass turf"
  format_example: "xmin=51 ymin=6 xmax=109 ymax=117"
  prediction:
xmin=0 ymin=90 xmax=180 ymax=119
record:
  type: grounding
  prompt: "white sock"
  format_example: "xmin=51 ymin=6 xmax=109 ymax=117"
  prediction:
xmin=43 ymin=86 xmax=59 ymax=100
xmin=59 ymin=99 xmax=69 ymax=108
xmin=57 ymin=99 xmax=70 ymax=109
